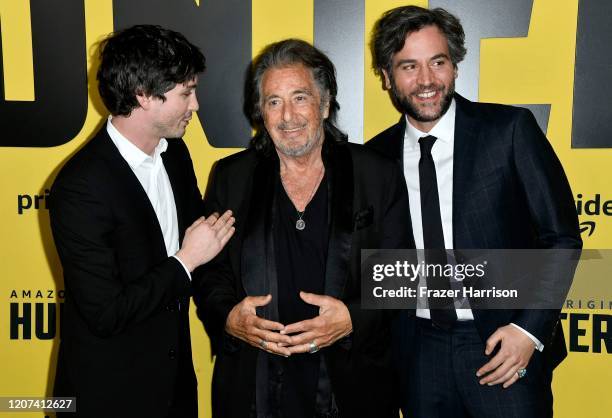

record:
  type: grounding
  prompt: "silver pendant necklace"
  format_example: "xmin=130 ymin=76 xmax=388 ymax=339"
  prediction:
xmin=281 ymin=164 xmax=324 ymax=231
xmin=296 ymin=213 xmax=306 ymax=230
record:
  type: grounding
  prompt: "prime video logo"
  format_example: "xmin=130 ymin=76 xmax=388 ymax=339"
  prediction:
xmin=575 ymin=194 xmax=612 ymax=237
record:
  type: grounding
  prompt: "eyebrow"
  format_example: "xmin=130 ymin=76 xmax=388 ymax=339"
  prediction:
xmin=292 ymin=88 xmax=313 ymax=96
xmin=430 ymin=53 xmax=450 ymax=61
xmin=395 ymin=53 xmax=450 ymax=67
xmin=264 ymin=88 xmax=314 ymax=101
xmin=395 ymin=58 xmax=417 ymax=67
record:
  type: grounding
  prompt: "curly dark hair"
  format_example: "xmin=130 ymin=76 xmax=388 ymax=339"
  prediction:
xmin=244 ymin=39 xmax=347 ymax=155
xmin=370 ymin=6 xmax=466 ymax=79
xmin=97 ymin=25 xmax=205 ymax=116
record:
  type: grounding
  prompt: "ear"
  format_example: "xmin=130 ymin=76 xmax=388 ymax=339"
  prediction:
xmin=135 ymin=92 xmax=153 ymax=110
xmin=382 ymin=69 xmax=392 ymax=90
xmin=453 ymin=65 xmax=458 ymax=79
xmin=322 ymin=94 xmax=330 ymax=119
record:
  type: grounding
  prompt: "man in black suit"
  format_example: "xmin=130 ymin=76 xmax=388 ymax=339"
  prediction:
xmin=367 ymin=6 xmax=581 ymax=418
xmin=195 ymin=39 xmax=412 ymax=417
xmin=50 ymin=25 xmax=235 ymax=418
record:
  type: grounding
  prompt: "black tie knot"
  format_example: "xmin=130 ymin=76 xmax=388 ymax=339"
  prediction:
xmin=418 ymin=135 xmax=437 ymax=157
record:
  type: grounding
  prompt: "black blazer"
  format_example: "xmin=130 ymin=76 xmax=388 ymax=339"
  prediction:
xmin=367 ymin=94 xmax=582 ymax=369
xmin=194 ymin=140 xmax=414 ymax=418
xmin=50 ymin=128 xmax=204 ymax=417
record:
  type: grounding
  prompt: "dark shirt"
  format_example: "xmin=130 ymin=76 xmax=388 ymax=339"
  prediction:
xmin=261 ymin=173 xmax=331 ymax=418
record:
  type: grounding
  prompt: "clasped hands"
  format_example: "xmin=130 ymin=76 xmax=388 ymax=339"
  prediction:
xmin=225 ymin=292 xmax=353 ymax=357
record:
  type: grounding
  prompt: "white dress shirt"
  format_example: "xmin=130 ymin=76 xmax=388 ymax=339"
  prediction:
xmin=106 ymin=118 xmax=191 ymax=280
xmin=402 ymin=100 xmax=543 ymax=350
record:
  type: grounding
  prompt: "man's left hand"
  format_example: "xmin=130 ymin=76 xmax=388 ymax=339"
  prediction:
xmin=476 ymin=324 xmax=536 ymax=388
xmin=281 ymin=292 xmax=352 ymax=354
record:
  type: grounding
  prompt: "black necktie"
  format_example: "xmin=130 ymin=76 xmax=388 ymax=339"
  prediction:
xmin=418 ymin=135 xmax=457 ymax=329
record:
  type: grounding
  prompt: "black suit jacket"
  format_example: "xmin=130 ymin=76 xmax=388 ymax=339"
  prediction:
xmin=367 ymin=94 xmax=582 ymax=369
xmin=194 ymin=140 xmax=414 ymax=418
xmin=50 ymin=128 xmax=204 ymax=418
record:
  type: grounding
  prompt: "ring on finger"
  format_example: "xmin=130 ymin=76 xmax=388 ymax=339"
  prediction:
xmin=517 ymin=368 xmax=527 ymax=379
xmin=308 ymin=341 xmax=319 ymax=354
xmin=259 ymin=339 xmax=268 ymax=350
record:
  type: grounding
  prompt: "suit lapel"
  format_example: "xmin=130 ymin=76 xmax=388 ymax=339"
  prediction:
xmin=379 ymin=116 xmax=406 ymax=165
xmin=241 ymin=153 xmax=280 ymax=321
xmin=95 ymin=130 xmax=167 ymax=255
xmin=323 ymin=143 xmax=354 ymax=299
xmin=377 ymin=116 xmax=416 ymax=249
xmin=391 ymin=116 xmax=406 ymax=165
xmin=452 ymin=94 xmax=480 ymax=248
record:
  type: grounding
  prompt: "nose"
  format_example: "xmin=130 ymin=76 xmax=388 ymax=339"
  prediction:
xmin=417 ymin=65 xmax=433 ymax=86
xmin=281 ymin=102 xmax=294 ymax=122
xmin=189 ymin=94 xmax=199 ymax=112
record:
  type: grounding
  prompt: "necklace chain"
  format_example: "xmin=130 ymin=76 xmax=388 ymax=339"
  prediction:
xmin=280 ymin=164 xmax=324 ymax=231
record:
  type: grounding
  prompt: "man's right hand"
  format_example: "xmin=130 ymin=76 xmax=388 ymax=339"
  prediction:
xmin=225 ymin=294 xmax=292 ymax=357
xmin=175 ymin=210 xmax=235 ymax=272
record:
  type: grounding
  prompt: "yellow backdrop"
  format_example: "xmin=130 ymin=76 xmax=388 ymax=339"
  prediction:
xmin=0 ymin=1 xmax=608 ymax=417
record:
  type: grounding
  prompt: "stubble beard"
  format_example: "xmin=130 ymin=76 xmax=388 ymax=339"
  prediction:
xmin=391 ymin=78 xmax=455 ymax=123
xmin=153 ymin=123 xmax=185 ymax=140
xmin=272 ymin=124 xmax=325 ymax=158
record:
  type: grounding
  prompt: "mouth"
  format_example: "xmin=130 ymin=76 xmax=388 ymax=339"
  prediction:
xmin=279 ymin=125 xmax=307 ymax=135
xmin=416 ymin=90 xmax=437 ymax=99
xmin=412 ymin=88 xmax=442 ymax=103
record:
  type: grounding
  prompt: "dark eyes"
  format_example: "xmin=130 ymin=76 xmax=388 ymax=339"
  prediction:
xmin=400 ymin=60 xmax=447 ymax=71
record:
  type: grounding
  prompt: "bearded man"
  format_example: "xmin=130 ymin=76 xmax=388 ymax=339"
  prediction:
xmin=195 ymin=39 xmax=413 ymax=418
xmin=367 ymin=6 xmax=581 ymax=418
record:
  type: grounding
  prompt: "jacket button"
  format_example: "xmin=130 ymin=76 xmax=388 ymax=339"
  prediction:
xmin=168 ymin=349 xmax=176 ymax=359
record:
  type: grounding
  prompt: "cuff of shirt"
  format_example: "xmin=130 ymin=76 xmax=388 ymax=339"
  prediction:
xmin=171 ymin=255 xmax=192 ymax=281
xmin=510 ymin=323 xmax=544 ymax=352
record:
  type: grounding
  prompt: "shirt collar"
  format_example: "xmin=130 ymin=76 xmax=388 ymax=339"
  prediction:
xmin=106 ymin=116 xmax=168 ymax=169
xmin=404 ymin=99 xmax=456 ymax=151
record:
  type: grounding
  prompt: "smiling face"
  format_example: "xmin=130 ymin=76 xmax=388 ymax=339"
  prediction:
xmin=260 ymin=64 xmax=330 ymax=158
xmin=383 ymin=25 xmax=457 ymax=132
xmin=148 ymin=77 xmax=199 ymax=139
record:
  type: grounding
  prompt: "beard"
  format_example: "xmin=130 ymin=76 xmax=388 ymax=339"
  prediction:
xmin=390 ymin=78 xmax=455 ymax=123
xmin=271 ymin=122 xmax=325 ymax=158
xmin=273 ymin=130 xmax=323 ymax=157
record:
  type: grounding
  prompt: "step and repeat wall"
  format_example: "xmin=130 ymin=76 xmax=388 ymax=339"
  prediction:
xmin=1 ymin=1 xmax=609 ymax=417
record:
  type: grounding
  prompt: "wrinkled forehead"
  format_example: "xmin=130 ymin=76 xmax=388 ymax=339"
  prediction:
xmin=261 ymin=64 xmax=319 ymax=97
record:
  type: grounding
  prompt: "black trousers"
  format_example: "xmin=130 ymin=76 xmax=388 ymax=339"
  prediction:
xmin=166 ymin=365 xmax=197 ymax=418
xmin=399 ymin=317 xmax=553 ymax=418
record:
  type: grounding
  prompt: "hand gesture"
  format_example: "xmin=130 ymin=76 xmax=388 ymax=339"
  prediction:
xmin=281 ymin=292 xmax=352 ymax=354
xmin=175 ymin=210 xmax=235 ymax=272
xmin=225 ymin=294 xmax=292 ymax=357
xmin=476 ymin=324 xmax=536 ymax=388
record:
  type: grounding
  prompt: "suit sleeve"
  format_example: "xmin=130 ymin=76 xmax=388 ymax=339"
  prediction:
xmin=509 ymin=108 xmax=582 ymax=344
xmin=345 ymin=160 xmax=414 ymax=350
xmin=50 ymin=168 xmax=191 ymax=339
xmin=380 ymin=161 xmax=415 ymax=250
xmin=193 ymin=161 xmax=240 ymax=352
